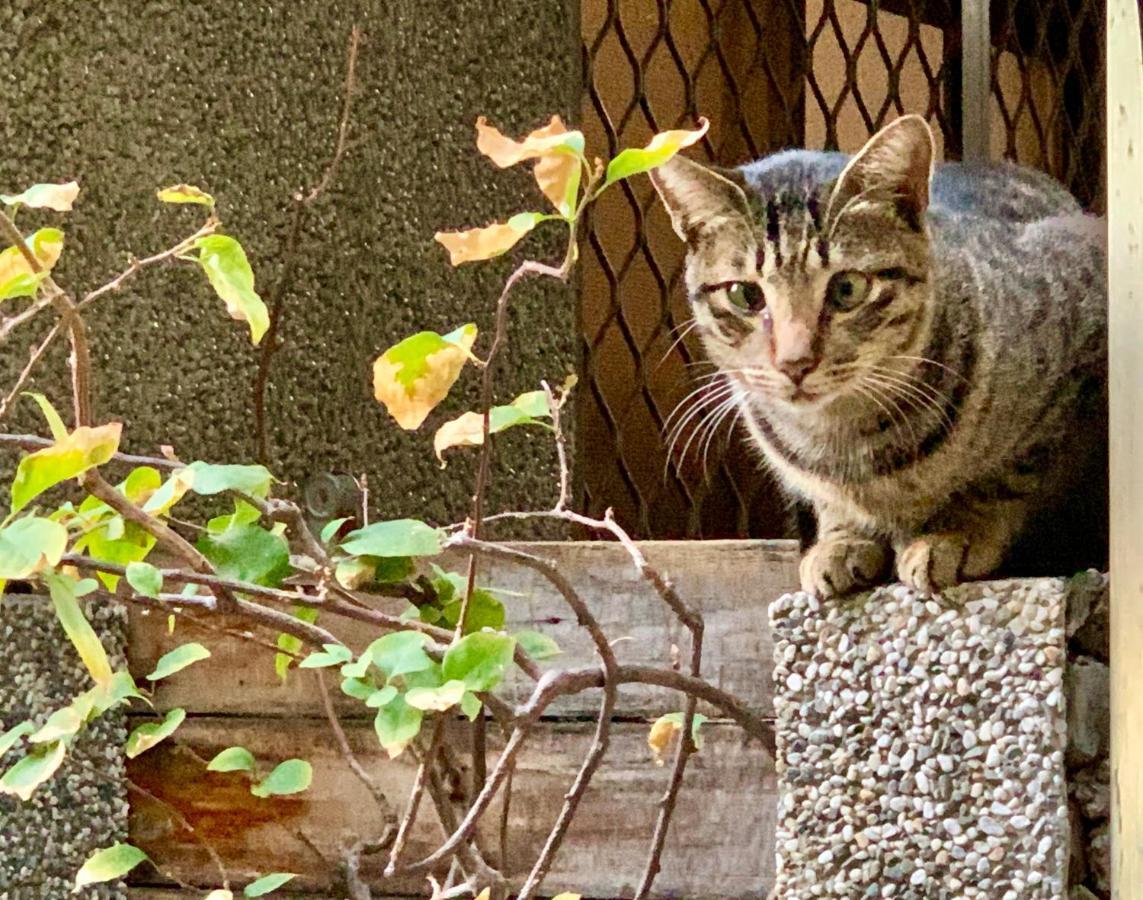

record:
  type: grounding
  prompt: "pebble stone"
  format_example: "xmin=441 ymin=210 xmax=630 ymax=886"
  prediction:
xmin=770 ymin=578 xmax=1069 ymax=899
xmin=0 ymin=596 xmax=128 ymax=898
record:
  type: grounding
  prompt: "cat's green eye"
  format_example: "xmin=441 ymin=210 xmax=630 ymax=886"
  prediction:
xmin=826 ymin=271 xmax=872 ymax=310
xmin=726 ymin=282 xmax=766 ymax=312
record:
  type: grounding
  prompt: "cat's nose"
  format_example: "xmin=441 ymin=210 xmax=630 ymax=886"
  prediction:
xmin=777 ymin=355 xmax=818 ymax=386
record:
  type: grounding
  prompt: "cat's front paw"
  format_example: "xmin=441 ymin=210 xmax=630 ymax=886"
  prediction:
xmin=896 ymin=533 xmax=969 ymax=594
xmin=799 ymin=536 xmax=889 ymax=598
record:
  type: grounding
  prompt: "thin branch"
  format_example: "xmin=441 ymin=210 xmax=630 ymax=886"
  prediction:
xmin=0 ymin=293 xmax=55 ymax=342
xmin=542 ymin=379 xmax=571 ymax=511
xmin=128 ymin=778 xmax=229 ymax=889
xmin=0 ymin=432 xmax=182 ymax=468
xmin=254 ymin=24 xmax=362 ymax=464
xmin=0 ymin=321 xmax=61 ymax=420
xmin=386 ymin=718 xmax=446 ymax=875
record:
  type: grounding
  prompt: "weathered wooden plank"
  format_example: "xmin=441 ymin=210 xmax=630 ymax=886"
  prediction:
xmin=127 ymin=716 xmax=777 ymax=898
xmin=1108 ymin=0 xmax=1143 ymax=896
xmin=128 ymin=540 xmax=798 ymax=719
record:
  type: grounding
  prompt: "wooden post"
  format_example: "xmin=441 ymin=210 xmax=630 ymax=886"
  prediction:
xmin=1108 ymin=0 xmax=1143 ymax=896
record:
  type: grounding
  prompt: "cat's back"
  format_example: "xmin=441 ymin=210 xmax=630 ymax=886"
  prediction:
xmin=929 ymin=159 xmax=1082 ymax=223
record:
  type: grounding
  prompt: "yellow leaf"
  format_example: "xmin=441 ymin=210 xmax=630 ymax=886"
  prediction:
xmin=0 ymin=227 xmax=64 ymax=288
xmin=475 ymin=116 xmax=584 ymax=217
xmin=434 ymin=211 xmax=545 ymax=266
xmin=647 ymin=715 xmax=679 ymax=766
xmin=0 ymin=182 xmax=80 ymax=211
xmin=432 ymin=411 xmax=484 ymax=464
xmin=474 ymin=891 xmax=491 ymax=900
xmin=551 ymin=894 xmax=583 ymax=900
xmin=11 ymin=422 xmax=122 ymax=514
xmin=373 ymin=324 xmax=478 ymax=430
xmin=604 ymin=119 xmax=711 ymax=186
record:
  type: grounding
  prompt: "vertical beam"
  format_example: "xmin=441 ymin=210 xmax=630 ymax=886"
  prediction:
xmin=1108 ymin=0 xmax=1143 ymax=896
xmin=960 ymin=0 xmax=991 ymax=160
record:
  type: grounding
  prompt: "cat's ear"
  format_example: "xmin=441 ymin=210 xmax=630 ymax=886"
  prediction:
xmin=828 ymin=114 xmax=934 ymax=230
xmin=650 ymin=156 xmax=751 ymax=242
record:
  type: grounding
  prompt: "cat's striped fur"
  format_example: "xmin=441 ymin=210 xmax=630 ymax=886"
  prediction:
xmin=652 ymin=116 xmax=1107 ymax=596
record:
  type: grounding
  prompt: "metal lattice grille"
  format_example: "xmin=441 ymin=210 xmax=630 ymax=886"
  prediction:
xmin=577 ymin=0 xmax=1106 ymax=539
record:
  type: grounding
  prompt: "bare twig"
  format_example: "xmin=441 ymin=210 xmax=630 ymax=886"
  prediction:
xmin=542 ymin=379 xmax=571 ymax=510
xmin=0 ymin=321 xmax=62 ymax=420
xmin=254 ymin=24 xmax=362 ymax=464
xmin=0 ymin=293 xmax=56 ymax=342
xmin=127 ymin=778 xmax=229 ymax=889
xmin=0 ymin=432 xmax=182 ymax=468
xmin=386 ymin=718 xmax=446 ymax=875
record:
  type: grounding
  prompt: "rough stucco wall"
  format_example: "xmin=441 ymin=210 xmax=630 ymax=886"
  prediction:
xmin=0 ymin=0 xmax=579 ymax=528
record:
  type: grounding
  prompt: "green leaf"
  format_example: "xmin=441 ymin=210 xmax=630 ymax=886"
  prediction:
xmin=364 ymin=685 xmax=399 ymax=708
xmin=340 ymin=676 xmax=375 ymax=701
xmin=0 ymin=181 xmax=80 ymax=211
xmin=126 ymin=561 xmax=163 ymax=598
xmin=0 ymin=722 xmax=35 ymax=757
xmin=244 ymin=873 xmax=297 ymax=897
xmin=334 ymin=555 xmax=376 ymax=590
xmin=340 ymin=519 xmax=443 ymax=558
xmin=0 ymin=517 xmax=68 ymax=580
xmin=373 ymin=693 xmax=422 ymax=758
xmin=604 ymin=120 xmax=710 ymax=186
xmin=372 ymin=324 xmax=478 ymax=429
xmin=207 ymin=746 xmax=256 ymax=774
xmin=250 ymin=759 xmax=312 ymax=798
xmin=46 ymin=573 xmax=113 ymax=686
xmin=73 ymin=842 xmax=149 ymax=889
xmin=88 ymin=670 xmax=146 ymax=716
xmin=121 ymin=466 xmax=162 ymax=504
xmin=0 ymin=740 xmax=66 ymax=800
xmin=142 ymin=468 xmax=195 ymax=514
xmin=28 ymin=703 xmax=89 ymax=744
xmin=186 ymin=461 xmax=273 ymax=498
xmin=26 ymin=391 xmax=68 ymax=440
xmin=442 ymin=632 xmax=516 ymax=692
xmin=12 ymin=420 xmax=122 ymax=514
xmin=374 ymin=555 xmax=415 ymax=583
xmin=274 ymin=605 xmax=319 ymax=682
xmin=198 ymin=524 xmax=289 ymax=587
xmin=206 ymin=499 xmax=262 ymax=534
xmin=156 ymin=184 xmax=215 ymax=207
xmin=147 ymin=642 xmax=211 ymax=681
xmin=459 ymin=691 xmax=482 ymax=721
xmin=339 ymin=653 xmax=372 ymax=680
xmin=194 ymin=234 xmax=269 ymax=346
xmin=0 ymin=271 xmax=46 ymax=301
xmin=406 ymin=679 xmax=466 ymax=711
xmin=514 ymin=629 xmax=562 ymax=660
xmin=432 ymin=388 xmax=553 ymax=464
xmin=363 ymin=631 xmax=435 ymax=681
xmin=320 ymin=517 xmax=351 ymax=543
xmin=125 ymin=708 xmax=185 ymax=759
xmin=298 ymin=644 xmax=352 ymax=669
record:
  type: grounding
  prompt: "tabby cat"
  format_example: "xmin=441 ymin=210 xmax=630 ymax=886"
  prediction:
xmin=651 ymin=115 xmax=1107 ymax=597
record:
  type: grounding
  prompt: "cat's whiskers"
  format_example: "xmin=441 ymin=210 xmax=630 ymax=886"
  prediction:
xmin=676 ymin=389 xmax=742 ymax=477
xmin=664 ymin=381 xmax=738 ymax=471
xmin=864 ymin=366 xmax=955 ymax=433
xmin=856 ymin=374 xmax=920 ymax=452
xmin=657 ymin=318 xmax=701 ymax=368
xmin=887 ymin=354 xmax=965 ymax=382
xmin=699 ymin=385 xmax=747 ymax=477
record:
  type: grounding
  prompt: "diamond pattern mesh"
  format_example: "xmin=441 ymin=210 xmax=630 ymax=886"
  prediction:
xmin=577 ymin=0 xmax=1106 ymax=539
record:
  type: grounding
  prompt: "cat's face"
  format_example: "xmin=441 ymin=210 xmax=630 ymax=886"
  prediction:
xmin=653 ymin=116 xmax=936 ymax=419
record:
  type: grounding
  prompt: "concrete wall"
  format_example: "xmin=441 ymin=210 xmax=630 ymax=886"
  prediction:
xmin=0 ymin=0 xmax=580 ymax=528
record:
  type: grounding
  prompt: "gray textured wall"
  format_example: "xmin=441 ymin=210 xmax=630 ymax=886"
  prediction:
xmin=0 ymin=0 xmax=580 ymax=528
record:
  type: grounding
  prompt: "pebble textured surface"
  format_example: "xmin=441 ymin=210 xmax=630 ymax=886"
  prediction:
xmin=0 ymin=597 xmax=128 ymax=899
xmin=771 ymin=580 xmax=1070 ymax=899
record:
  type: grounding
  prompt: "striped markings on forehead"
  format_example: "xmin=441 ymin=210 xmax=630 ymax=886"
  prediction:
xmin=757 ymin=189 xmax=831 ymax=276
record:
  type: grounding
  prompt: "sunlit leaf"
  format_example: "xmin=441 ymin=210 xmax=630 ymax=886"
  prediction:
xmin=647 ymin=711 xmax=708 ymax=765
xmin=514 ymin=629 xmax=561 ymax=660
xmin=28 ymin=702 xmax=89 ymax=744
xmin=121 ymin=466 xmax=162 ymax=505
xmin=434 ymin=213 xmax=547 ymax=266
xmin=459 ymin=691 xmax=482 ymax=721
xmin=365 ymin=685 xmax=399 ymax=708
xmin=73 ymin=842 xmax=149 ymax=889
xmin=27 ymin=391 xmax=68 ymax=440
xmin=433 ymin=388 xmax=553 ymax=465
xmin=11 ymin=421 xmax=122 ymax=514
xmin=126 ymin=561 xmax=164 ymax=599
xmin=207 ymin=746 xmax=256 ymax=774
xmin=1 ymin=181 xmax=80 ymax=211
xmin=146 ymin=642 xmax=210 ymax=681
xmin=88 ymin=670 xmax=146 ymax=716
xmin=125 ymin=707 xmax=185 ymax=758
xmin=340 ymin=676 xmax=375 ymax=701
xmin=441 ymin=632 xmax=516 ymax=692
xmin=406 ymin=679 xmax=466 ymax=712
xmin=475 ymin=116 xmax=586 ymax=214
xmin=46 ymin=573 xmax=113 ymax=686
xmin=551 ymin=894 xmax=584 ymax=900
xmin=156 ymin=184 xmax=215 ymax=207
xmin=372 ymin=324 xmax=478 ymax=428
xmin=274 ymin=606 xmax=319 ymax=682
xmin=298 ymin=643 xmax=353 ymax=669
xmin=205 ymin=892 xmax=234 ymax=900
xmin=0 ymin=517 xmax=68 ymax=580
xmin=244 ymin=873 xmax=297 ymax=897
xmin=341 ymin=519 xmax=443 ymax=558
xmin=373 ymin=693 xmax=422 ymax=758
xmin=0 ymin=740 xmax=66 ymax=800
xmin=604 ymin=119 xmax=710 ymax=186
xmin=194 ymin=234 xmax=269 ymax=346
xmin=334 ymin=555 xmax=376 ymax=590
xmin=0 ymin=271 xmax=47 ymax=302
xmin=250 ymin=758 xmax=312 ymax=798
xmin=141 ymin=468 xmax=195 ymax=514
